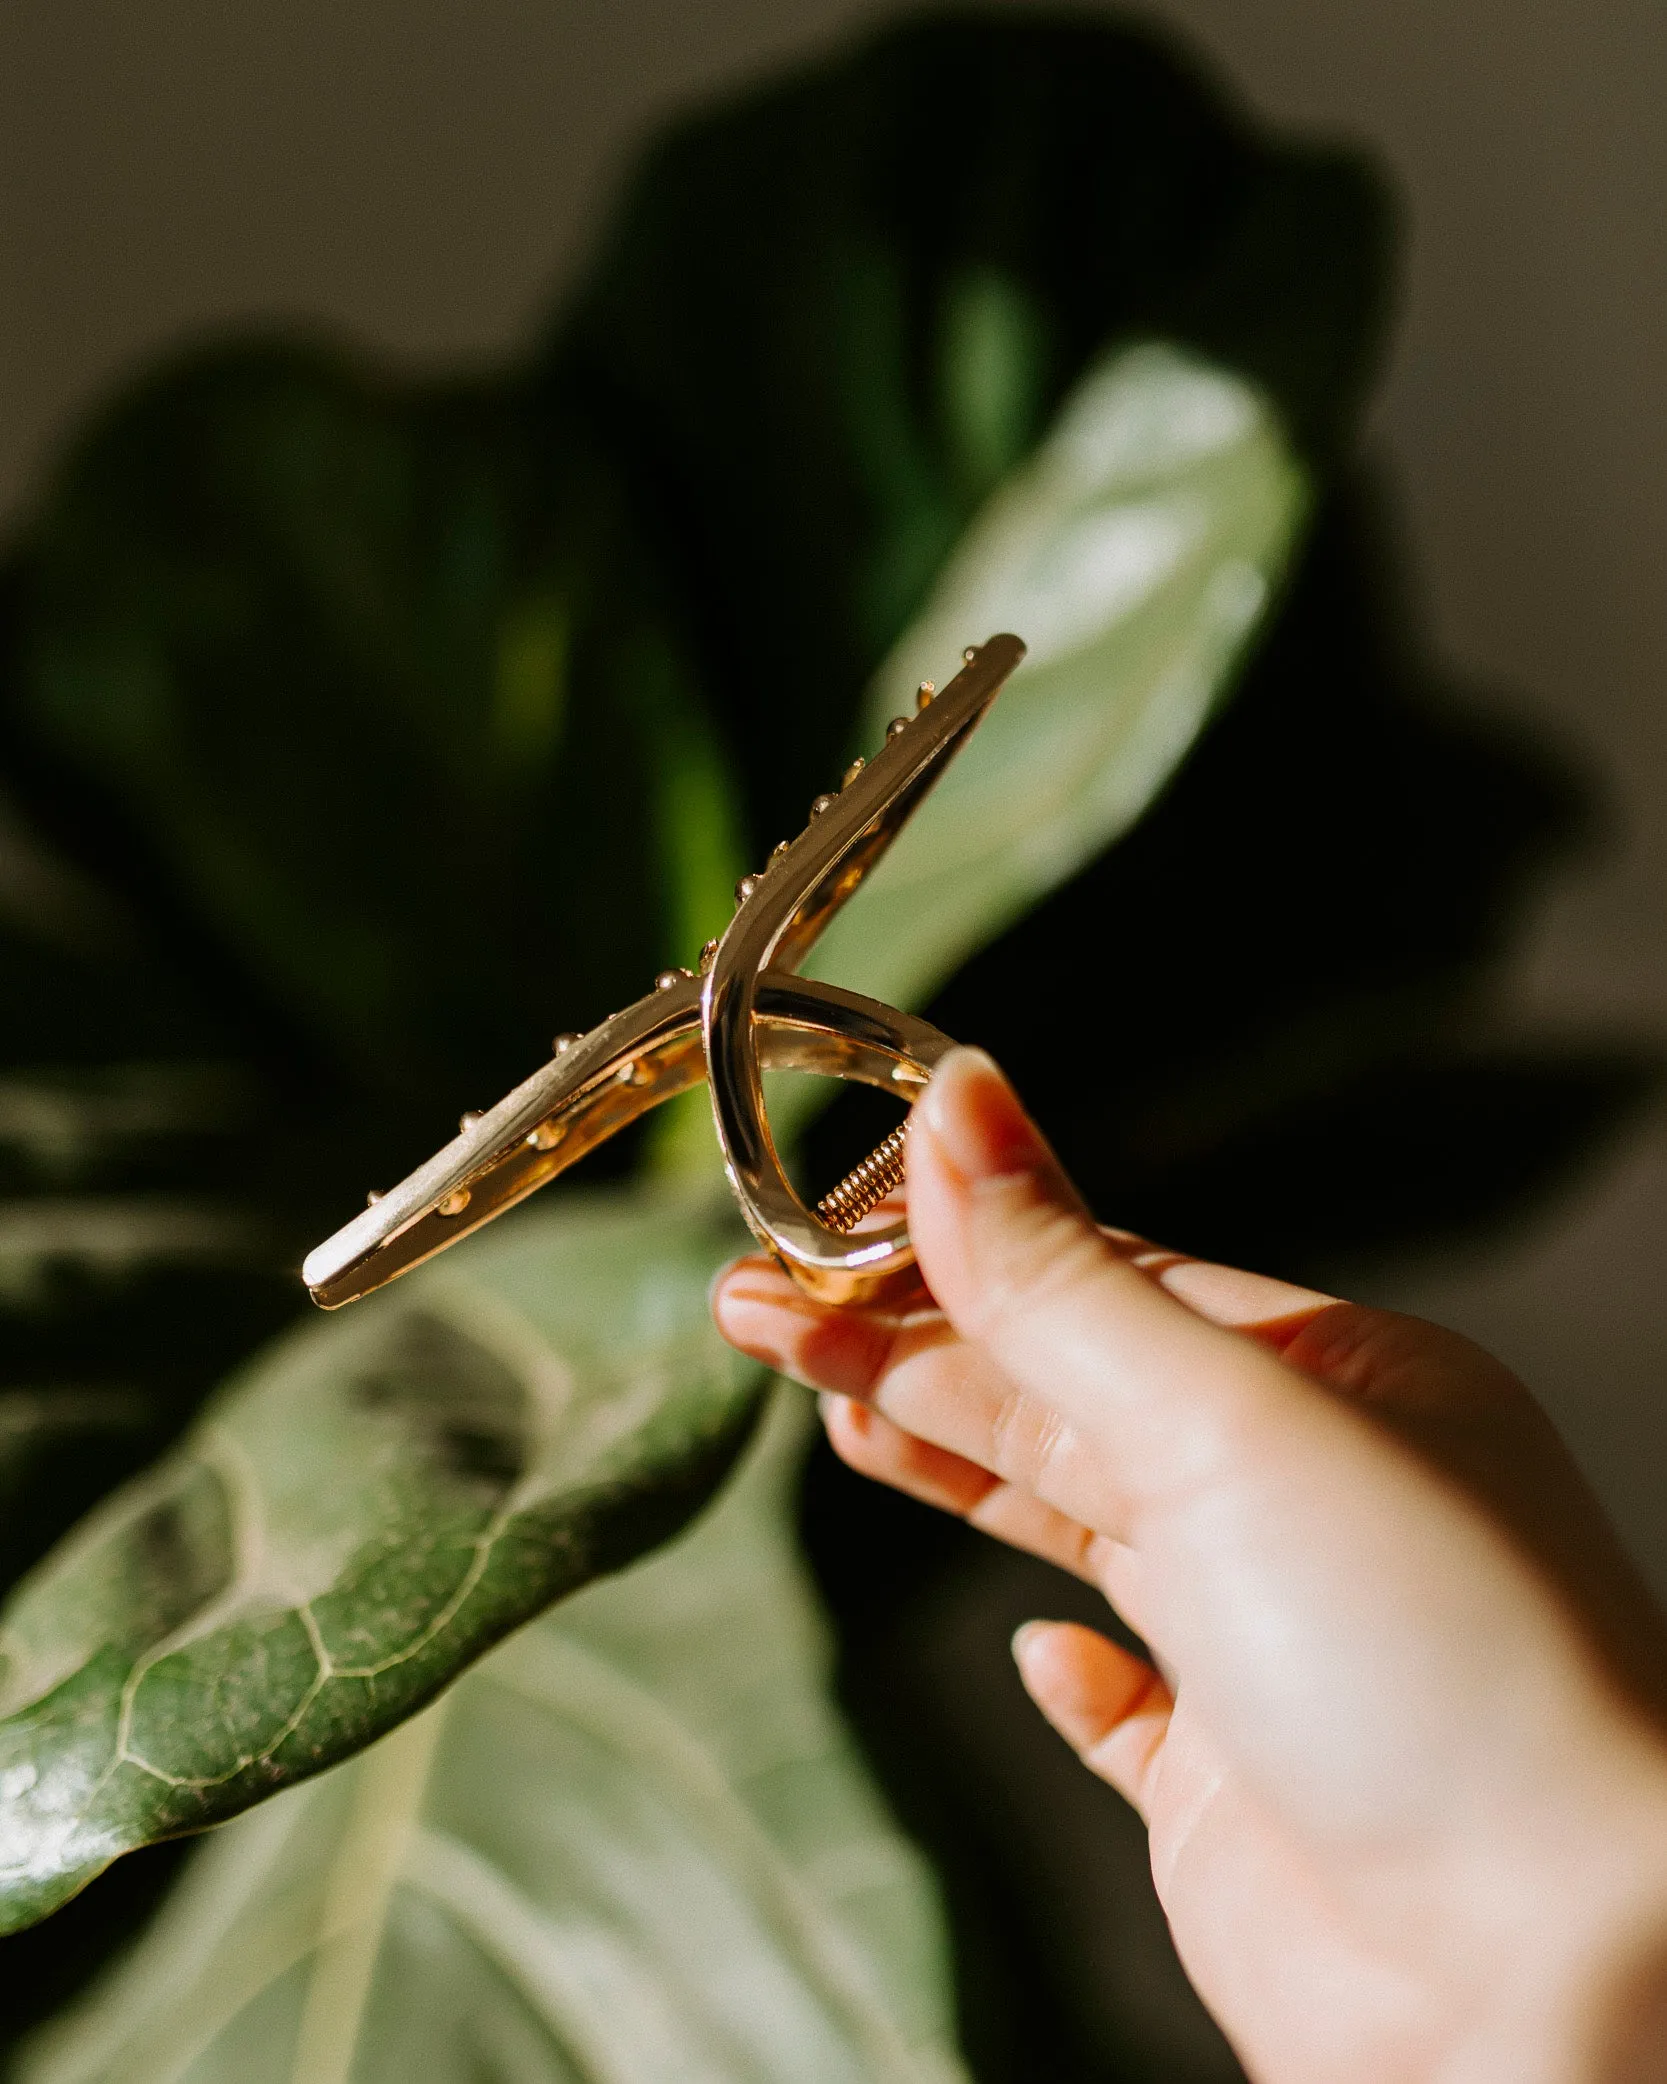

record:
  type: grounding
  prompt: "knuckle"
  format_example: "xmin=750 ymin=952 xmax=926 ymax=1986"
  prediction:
xmin=1283 ymin=1302 xmax=1519 ymax=1420
xmin=1061 ymin=1518 xmax=1099 ymax=1581
xmin=987 ymin=1382 xmax=1073 ymax=1496
xmin=820 ymin=1302 xmax=950 ymax=1404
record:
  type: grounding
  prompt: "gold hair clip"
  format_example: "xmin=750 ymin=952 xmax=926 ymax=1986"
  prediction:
xmin=302 ymin=633 xmax=1026 ymax=1311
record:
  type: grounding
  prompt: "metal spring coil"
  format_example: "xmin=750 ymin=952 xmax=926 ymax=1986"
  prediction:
xmin=817 ymin=1122 xmax=908 ymax=1234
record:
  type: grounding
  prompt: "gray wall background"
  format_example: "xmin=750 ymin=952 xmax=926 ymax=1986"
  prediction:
xmin=4 ymin=0 xmax=1666 ymax=1571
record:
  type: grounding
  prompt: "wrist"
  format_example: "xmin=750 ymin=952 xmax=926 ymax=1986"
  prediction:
xmin=1584 ymin=1927 xmax=1667 ymax=2083
xmin=1545 ymin=1736 xmax=1667 ymax=2084
xmin=1446 ymin=1724 xmax=1667 ymax=2084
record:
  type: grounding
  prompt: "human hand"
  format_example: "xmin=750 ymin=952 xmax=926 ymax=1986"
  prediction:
xmin=711 ymin=1048 xmax=1667 ymax=2083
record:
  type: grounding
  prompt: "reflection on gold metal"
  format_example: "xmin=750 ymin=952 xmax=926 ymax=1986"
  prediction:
xmin=301 ymin=634 xmax=1026 ymax=1310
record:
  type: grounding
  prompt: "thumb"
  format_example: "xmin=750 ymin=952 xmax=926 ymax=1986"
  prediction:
xmin=907 ymin=1049 xmax=1317 ymax=1520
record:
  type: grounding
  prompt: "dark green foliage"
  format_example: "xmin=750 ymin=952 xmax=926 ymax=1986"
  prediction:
xmin=0 ymin=10 xmax=1393 ymax=1624
xmin=551 ymin=12 xmax=1388 ymax=844
xmin=0 ymin=371 xmax=686 ymax=1650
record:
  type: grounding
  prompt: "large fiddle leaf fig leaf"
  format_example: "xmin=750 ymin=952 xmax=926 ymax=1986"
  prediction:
xmin=4 ymin=353 xmax=713 ymax=1119
xmin=15 ymin=1391 xmax=967 ymax=2084
xmin=0 ymin=293 xmax=1318 ymax=1941
xmin=0 ymin=358 xmax=742 ymax=1671
xmin=0 ymin=1191 xmax=764 ymax=1935
xmin=0 ymin=328 xmax=1304 ymax=1941
xmin=0 ymin=18 xmax=1633 ymax=2079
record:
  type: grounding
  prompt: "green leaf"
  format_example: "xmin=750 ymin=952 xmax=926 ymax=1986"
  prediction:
xmin=809 ymin=341 xmax=1307 ymax=1020
xmin=0 ymin=356 xmax=746 ymax=1648
xmin=0 ymin=20 xmax=1625 ymax=2076
xmin=900 ymin=475 xmax=1649 ymax=1287
xmin=0 ymin=1390 xmax=165 ymax=1606
xmin=14 ymin=1390 xmax=967 ymax=2084
xmin=6 ymin=353 xmax=697 ymax=1113
xmin=0 ymin=1190 xmax=764 ymax=1934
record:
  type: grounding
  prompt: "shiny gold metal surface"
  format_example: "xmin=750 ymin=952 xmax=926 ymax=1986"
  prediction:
xmin=302 ymin=633 xmax=1025 ymax=1310
xmin=817 ymin=1123 xmax=908 ymax=1235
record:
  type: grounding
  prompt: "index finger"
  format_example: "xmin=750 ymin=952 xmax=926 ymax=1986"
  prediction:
xmin=712 ymin=1220 xmax=1334 ymax=1549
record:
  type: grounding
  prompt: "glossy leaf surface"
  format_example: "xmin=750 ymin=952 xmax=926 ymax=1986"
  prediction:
xmin=16 ymin=1394 xmax=967 ymax=2084
xmin=809 ymin=341 xmax=1305 ymax=1020
xmin=0 ymin=312 xmax=1308 ymax=1939
xmin=0 ymin=11 xmax=1385 ymax=1641
xmin=0 ymin=8 xmax=1372 ymax=1956
xmin=0 ymin=1193 xmax=762 ymax=1934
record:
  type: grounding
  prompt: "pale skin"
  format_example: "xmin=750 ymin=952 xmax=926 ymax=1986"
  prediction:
xmin=711 ymin=1047 xmax=1667 ymax=2083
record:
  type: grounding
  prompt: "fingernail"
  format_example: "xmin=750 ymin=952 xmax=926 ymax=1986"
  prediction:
xmin=711 ymin=1288 xmax=791 ymax=1374
xmin=818 ymin=1389 xmax=872 ymax=1437
xmin=708 ymin=1258 xmax=794 ymax=1310
xmin=920 ymin=1047 xmax=1046 ymax=1181
xmin=1011 ymin=1620 xmax=1053 ymax=1665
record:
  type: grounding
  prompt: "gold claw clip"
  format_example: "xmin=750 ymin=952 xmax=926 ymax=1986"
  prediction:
xmin=302 ymin=633 xmax=1026 ymax=1311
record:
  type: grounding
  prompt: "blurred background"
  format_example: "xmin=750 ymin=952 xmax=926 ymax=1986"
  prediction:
xmin=3 ymin=0 xmax=1665 ymax=1581
xmin=1 ymin=7 xmax=1664 ymax=2078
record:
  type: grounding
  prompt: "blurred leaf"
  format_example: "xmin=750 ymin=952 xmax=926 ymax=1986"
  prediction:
xmin=0 ymin=1391 xmax=162 ymax=1603
xmin=0 ymin=1191 xmax=763 ymax=1934
xmin=0 ymin=353 xmax=738 ymax=1644
xmin=1086 ymin=1039 xmax=1655 ymax=1279
xmin=553 ymin=14 xmax=1389 ymax=853
xmin=803 ymin=479 xmax=1655 ymax=2084
xmin=15 ymin=1391 xmax=967 ymax=2084
xmin=6 ymin=352 xmax=695 ymax=1110
xmin=0 ymin=316 xmax=1308 ymax=1944
xmin=808 ymin=341 xmax=1305 ymax=1022
xmin=0 ymin=10 xmax=1386 ymax=1636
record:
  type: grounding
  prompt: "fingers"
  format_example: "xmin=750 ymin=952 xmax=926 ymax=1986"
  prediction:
xmin=819 ymin=1390 xmax=1104 ymax=1582
xmin=714 ymin=1232 xmax=1333 ymax=1374
xmin=1011 ymin=1619 xmax=1173 ymax=1816
xmin=714 ymin=1047 xmax=1366 ymax=1553
xmin=903 ymin=1048 xmax=1333 ymax=1528
xmin=716 ymin=1257 xmax=1125 ymax=1538
xmin=712 ymin=1095 xmax=1340 ymax=1546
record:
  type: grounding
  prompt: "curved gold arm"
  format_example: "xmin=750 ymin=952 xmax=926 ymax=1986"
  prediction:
xmin=704 ymin=634 xmax=1023 ymax=1300
xmin=302 ymin=976 xmax=955 ymax=1307
xmin=302 ymin=634 xmax=1025 ymax=1310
